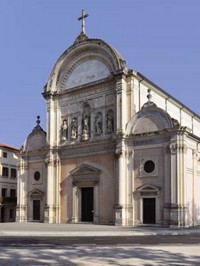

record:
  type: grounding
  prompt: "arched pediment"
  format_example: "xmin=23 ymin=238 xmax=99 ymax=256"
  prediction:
xmin=127 ymin=102 xmax=179 ymax=135
xmin=64 ymin=59 xmax=110 ymax=89
xmin=23 ymin=117 xmax=46 ymax=152
xmin=45 ymin=38 xmax=127 ymax=93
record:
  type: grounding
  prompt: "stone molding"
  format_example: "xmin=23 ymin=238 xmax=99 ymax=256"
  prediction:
xmin=59 ymin=54 xmax=114 ymax=91
xmin=45 ymin=157 xmax=60 ymax=167
xmin=17 ymin=160 xmax=28 ymax=170
xmin=166 ymin=143 xmax=187 ymax=154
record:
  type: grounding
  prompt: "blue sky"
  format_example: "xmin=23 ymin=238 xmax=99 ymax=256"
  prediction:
xmin=1 ymin=0 xmax=200 ymax=148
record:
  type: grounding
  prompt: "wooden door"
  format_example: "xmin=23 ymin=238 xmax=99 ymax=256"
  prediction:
xmin=81 ymin=187 xmax=94 ymax=222
xmin=33 ymin=200 xmax=40 ymax=221
xmin=143 ymin=198 xmax=156 ymax=224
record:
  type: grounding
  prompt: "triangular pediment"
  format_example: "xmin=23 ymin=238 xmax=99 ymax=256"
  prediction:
xmin=70 ymin=163 xmax=101 ymax=176
xmin=137 ymin=184 xmax=160 ymax=192
xmin=28 ymin=188 xmax=44 ymax=196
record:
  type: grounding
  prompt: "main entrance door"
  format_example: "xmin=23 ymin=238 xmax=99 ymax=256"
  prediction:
xmin=81 ymin=187 xmax=94 ymax=222
xmin=33 ymin=200 xmax=40 ymax=221
xmin=143 ymin=198 xmax=156 ymax=224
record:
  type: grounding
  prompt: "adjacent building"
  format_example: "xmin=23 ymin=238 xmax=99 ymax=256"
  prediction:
xmin=16 ymin=14 xmax=200 ymax=227
xmin=0 ymin=143 xmax=19 ymax=222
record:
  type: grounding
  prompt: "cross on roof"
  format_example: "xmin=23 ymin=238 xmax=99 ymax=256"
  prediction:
xmin=78 ymin=9 xmax=89 ymax=34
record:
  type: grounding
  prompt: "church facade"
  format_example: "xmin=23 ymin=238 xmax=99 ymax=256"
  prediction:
xmin=17 ymin=15 xmax=200 ymax=227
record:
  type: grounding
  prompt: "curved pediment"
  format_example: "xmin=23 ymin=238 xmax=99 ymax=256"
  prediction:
xmin=127 ymin=103 xmax=179 ymax=135
xmin=23 ymin=117 xmax=46 ymax=152
xmin=44 ymin=38 xmax=127 ymax=94
xmin=65 ymin=60 xmax=110 ymax=89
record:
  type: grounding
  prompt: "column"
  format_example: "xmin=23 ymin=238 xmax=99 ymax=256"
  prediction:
xmin=47 ymin=96 xmax=56 ymax=146
xmin=169 ymin=143 xmax=179 ymax=227
xmin=72 ymin=186 xmax=78 ymax=223
xmin=90 ymin=108 xmax=95 ymax=140
xmin=77 ymin=112 xmax=82 ymax=142
xmin=163 ymin=145 xmax=171 ymax=226
xmin=54 ymin=156 xmax=61 ymax=223
xmin=168 ymin=141 xmax=185 ymax=228
xmin=44 ymin=154 xmax=55 ymax=223
xmin=94 ymin=183 xmax=99 ymax=223
xmin=125 ymin=148 xmax=134 ymax=226
xmin=116 ymin=75 xmax=127 ymax=134
xmin=115 ymin=139 xmax=127 ymax=226
xmin=16 ymin=159 xmax=28 ymax=222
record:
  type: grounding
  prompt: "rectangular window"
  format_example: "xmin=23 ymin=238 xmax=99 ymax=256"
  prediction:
xmin=10 ymin=189 xmax=16 ymax=198
xmin=2 ymin=167 xmax=9 ymax=177
xmin=11 ymin=168 xmax=17 ymax=178
xmin=2 ymin=188 xmax=7 ymax=197
xmin=3 ymin=152 xmax=7 ymax=158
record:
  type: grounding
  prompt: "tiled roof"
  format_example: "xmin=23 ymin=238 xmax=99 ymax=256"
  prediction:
xmin=0 ymin=143 xmax=20 ymax=151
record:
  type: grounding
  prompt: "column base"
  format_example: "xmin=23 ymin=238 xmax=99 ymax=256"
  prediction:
xmin=115 ymin=205 xmax=133 ymax=226
xmin=16 ymin=205 xmax=27 ymax=222
xmin=44 ymin=205 xmax=60 ymax=223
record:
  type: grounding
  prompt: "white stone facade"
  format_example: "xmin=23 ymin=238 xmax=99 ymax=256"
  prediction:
xmin=0 ymin=144 xmax=19 ymax=222
xmin=17 ymin=30 xmax=200 ymax=227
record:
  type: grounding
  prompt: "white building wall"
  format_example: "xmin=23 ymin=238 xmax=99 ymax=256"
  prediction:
xmin=0 ymin=145 xmax=19 ymax=222
xmin=195 ymin=173 xmax=200 ymax=224
xmin=140 ymin=83 xmax=148 ymax=108
xmin=186 ymin=172 xmax=193 ymax=226
xmin=133 ymin=77 xmax=200 ymax=139
xmin=181 ymin=110 xmax=192 ymax=129
xmin=193 ymin=118 xmax=200 ymax=137
xmin=166 ymin=101 xmax=181 ymax=122
xmin=150 ymin=90 xmax=166 ymax=109
xmin=186 ymin=148 xmax=194 ymax=226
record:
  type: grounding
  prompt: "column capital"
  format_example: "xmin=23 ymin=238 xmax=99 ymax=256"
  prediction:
xmin=166 ymin=143 xmax=187 ymax=154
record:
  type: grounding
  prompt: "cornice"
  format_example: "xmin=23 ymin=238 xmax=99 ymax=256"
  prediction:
xmin=20 ymin=148 xmax=47 ymax=158
xmin=60 ymin=76 xmax=115 ymax=96
xmin=43 ymin=76 xmax=116 ymax=100
xmin=42 ymin=90 xmax=58 ymax=100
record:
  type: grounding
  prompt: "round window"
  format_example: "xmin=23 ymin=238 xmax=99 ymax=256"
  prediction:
xmin=34 ymin=171 xmax=40 ymax=181
xmin=144 ymin=160 xmax=155 ymax=173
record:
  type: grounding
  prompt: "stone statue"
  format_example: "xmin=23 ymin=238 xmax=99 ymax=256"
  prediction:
xmin=83 ymin=114 xmax=89 ymax=132
xmin=61 ymin=120 xmax=68 ymax=141
xmin=106 ymin=110 xmax=114 ymax=134
xmin=95 ymin=112 xmax=102 ymax=135
xmin=82 ymin=104 xmax=91 ymax=141
xmin=71 ymin=118 xmax=78 ymax=140
xmin=82 ymin=113 xmax=90 ymax=141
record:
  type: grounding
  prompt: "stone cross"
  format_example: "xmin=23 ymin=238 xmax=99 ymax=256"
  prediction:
xmin=78 ymin=9 xmax=89 ymax=34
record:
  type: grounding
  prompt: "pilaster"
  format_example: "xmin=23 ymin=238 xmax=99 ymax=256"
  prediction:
xmin=115 ymin=136 xmax=131 ymax=226
xmin=167 ymin=141 xmax=187 ymax=227
xmin=116 ymin=74 xmax=127 ymax=134
xmin=16 ymin=159 xmax=28 ymax=222
xmin=44 ymin=151 xmax=61 ymax=223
